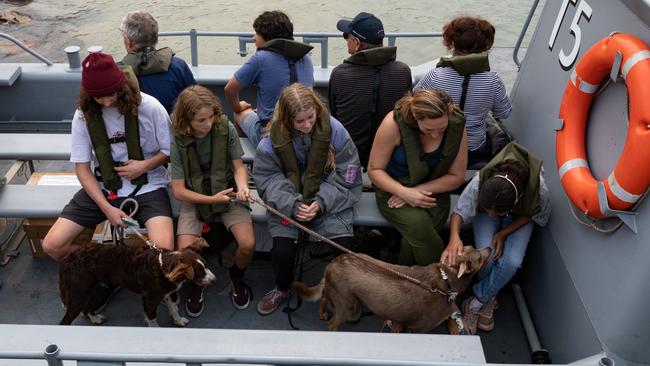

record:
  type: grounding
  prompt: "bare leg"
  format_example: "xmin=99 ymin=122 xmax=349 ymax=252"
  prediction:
xmin=144 ymin=216 xmax=175 ymax=251
xmin=42 ymin=218 xmax=86 ymax=261
xmin=230 ymin=222 xmax=255 ymax=269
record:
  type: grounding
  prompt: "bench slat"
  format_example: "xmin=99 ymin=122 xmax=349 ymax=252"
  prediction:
xmin=0 ymin=134 xmax=255 ymax=164
xmin=0 ymin=186 xmax=391 ymax=227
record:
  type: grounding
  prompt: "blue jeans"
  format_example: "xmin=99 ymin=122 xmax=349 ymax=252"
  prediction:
xmin=472 ymin=212 xmax=535 ymax=302
xmin=239 ymin=111 xmax=263 ymax=147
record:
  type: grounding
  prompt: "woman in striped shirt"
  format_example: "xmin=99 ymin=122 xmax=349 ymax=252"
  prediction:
xmin=415 ymin=16 xmax=512 ymax=166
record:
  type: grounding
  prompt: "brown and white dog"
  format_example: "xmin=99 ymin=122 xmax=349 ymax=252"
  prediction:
xmin=293 ymin=246 xmax=491 ymax=332
xmin=59 ymin=238 xmax=216 ymax=327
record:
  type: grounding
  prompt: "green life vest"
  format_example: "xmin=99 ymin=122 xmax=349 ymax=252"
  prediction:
xmin=393 ymin=106 xmax=466 ymax=187
xmin=175 ymin=115 xmax=231 ymax=222
xmin=122 ymin=47 xmax=173 ymax=76
xmin=344 ymin=46 xmax=397 ymax=66
xmin=436 ymin=52 xmax=490 ymax=76
xmin=258 ymin=39 xmax=313 ymax=61
xmin=86 ymin=65 xmax=146 ymax=192
xmin=271 ymin=110 xmax=331 ymax=204
xmin=479 ymin=141 xmax=542 ymax=217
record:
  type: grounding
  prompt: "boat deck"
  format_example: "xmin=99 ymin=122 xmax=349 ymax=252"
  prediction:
xmin=0 ymin=160 xmax=532 ymax=364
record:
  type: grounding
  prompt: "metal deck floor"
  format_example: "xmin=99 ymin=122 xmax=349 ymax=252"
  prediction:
xmin=0 ymin=160 xmax=532 ymax=363
xmin=0 ymin=237 xmax=532 ymax=364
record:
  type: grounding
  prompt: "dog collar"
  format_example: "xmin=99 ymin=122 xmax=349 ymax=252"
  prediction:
xmin=429 ymin=267 xmax=459 ymax=303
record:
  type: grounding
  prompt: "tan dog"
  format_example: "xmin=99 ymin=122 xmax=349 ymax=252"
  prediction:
xmin=292 ymin=246 xmax=491 ymax=332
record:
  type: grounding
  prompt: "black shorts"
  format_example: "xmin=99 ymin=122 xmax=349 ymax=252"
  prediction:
xmin=60 ymin=188 xmax=173 ymax=229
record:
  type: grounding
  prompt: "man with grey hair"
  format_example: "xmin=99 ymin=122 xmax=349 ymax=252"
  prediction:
xmin=120 ymin=11 xmax=196 ymax=113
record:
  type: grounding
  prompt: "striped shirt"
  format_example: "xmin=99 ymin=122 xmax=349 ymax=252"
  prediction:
xmin=414 ymin=66 xmax=512 ymax=151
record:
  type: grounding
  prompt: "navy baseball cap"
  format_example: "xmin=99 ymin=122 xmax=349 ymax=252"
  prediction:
xmin=336 ymin=12 xmax=385 ymax=45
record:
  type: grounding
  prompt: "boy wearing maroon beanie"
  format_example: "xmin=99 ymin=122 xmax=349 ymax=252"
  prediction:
xmin=43 ymin=52 xmax=174 ymax=264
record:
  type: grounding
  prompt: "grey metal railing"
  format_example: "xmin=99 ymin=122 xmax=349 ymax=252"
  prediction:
xmin=0 ymin=32 xmax=53 ymax=66
xmin=158 ymin=30 xmax=442 ymax=68
xmin=513 ymin=0 xmax=541 ymax=68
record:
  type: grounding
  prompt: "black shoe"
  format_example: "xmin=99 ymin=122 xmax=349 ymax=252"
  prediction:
xmin=89 ymin=283 xmax=120 ymax=314
xmin=231 ymin=279 xmax=252 ymax=310
xmin=186 ymin=283 xmax=205 ymax=318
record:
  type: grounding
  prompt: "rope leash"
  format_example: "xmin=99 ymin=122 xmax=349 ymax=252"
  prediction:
xmin=114 ymin=198 xmax=160 ymax=251
xmin=251 ymin=196 xmax=456 ymax=299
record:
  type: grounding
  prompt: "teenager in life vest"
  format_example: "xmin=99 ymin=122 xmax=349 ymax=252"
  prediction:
xmin=368 ymin=89 xmax=468 ymax=266
xmin=441 ymin=142 xmax=550 ymax=335
xmin=170 ymin=85 xmax=256 ymax=317
xmin=43 ymin=52 xmax=174 ymax=313
xmin=415 ymin=16 xmax=512 ymax=166
xmin=252 ymin=83 xmax=362 ymax=316
xmin=43 ymin=52 xmax=174 ymax=262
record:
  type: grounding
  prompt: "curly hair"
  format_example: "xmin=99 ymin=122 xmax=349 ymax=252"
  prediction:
xmin=442 ymin=16 xmax=495 ymax=55
xmin=478 ymin=161 xmax=528 ymax=213
xmin=171 ymin=85 xmax=225 ymax=137
xmin=253 ymin=10 xmax=294 ymax=41
xmin=78 ymin=77 xmax=140 ymax=121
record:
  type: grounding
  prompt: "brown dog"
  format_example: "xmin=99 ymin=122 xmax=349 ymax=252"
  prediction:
xmin=293 ymin=246 xmax=491 ymax=332
xmin=59 ymin=238 xmax=216 ymax=327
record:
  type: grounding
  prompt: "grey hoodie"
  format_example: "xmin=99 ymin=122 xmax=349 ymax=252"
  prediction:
xmin=253 ymin=117 xmax=362 ymax=240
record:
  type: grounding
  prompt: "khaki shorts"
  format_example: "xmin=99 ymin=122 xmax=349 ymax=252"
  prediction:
xmin=177 ymin=201 xmax=252 ymax=236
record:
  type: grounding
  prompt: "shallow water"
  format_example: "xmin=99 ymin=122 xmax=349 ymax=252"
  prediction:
xmin=0 ymin=0 xmax=543 ymax=66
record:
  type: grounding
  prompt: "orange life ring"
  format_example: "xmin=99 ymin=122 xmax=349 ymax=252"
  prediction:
xmin=557 ymin=33 xmax=650 ymax=219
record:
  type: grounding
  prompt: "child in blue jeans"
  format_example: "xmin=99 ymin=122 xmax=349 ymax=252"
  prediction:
xmin=441 ymin=142 xmax=550 ymax=335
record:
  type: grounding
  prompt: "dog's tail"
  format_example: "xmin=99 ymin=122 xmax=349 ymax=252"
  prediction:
xmin=291 ymin=279 xmax=324 ymax=302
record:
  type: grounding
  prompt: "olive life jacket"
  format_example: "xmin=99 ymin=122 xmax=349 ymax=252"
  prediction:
xmin=343 ymin=46 xmax=397 ymax=66
xmin=175 ymin=115 xmax=231 ymax=222
xmin=393 ymin=106 xmax=466 ymax=187
xmin=479 ymin=141 xmax=542 ymax=217
xmin=86 ymin=65 xmax=147 ymax=193
xmin=271 ymin=110 xmax=331 ymax=204
xmin=436 ymin=52 xmax=490 ymax=110
xmin=258 ymin=39 xmax=313 ymax=84
xmin=122 ymin=47 xmax=173 ymax=76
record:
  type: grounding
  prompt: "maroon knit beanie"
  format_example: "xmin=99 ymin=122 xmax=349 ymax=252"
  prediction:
xmin=81 ymin=52 xmax=125 ymax=98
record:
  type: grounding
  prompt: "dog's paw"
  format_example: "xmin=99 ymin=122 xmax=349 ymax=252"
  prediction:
xmin=145 ymin=318 xmax=159 ymax=327
xmin=173 ymin=316 xmax=190 ymax=327
xmin=87 ymin=313 xmax=107 ymax=325
xmin=319 ymin=311 xmax=331 ymax=321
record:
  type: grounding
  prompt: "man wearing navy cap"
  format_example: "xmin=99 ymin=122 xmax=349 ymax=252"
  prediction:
xmin=329 ymin=12 xmax=412 ymax=169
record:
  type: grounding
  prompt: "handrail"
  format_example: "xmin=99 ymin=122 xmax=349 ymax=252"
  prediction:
xmin=513 ymin=0 xmax=541 ymax=68
xmin=0 ymin=32 xmax=53 ymax=66
xmin=159 ymin=30 xmax=442 ymax=68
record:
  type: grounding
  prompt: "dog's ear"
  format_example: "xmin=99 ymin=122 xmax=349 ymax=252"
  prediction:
xmin=166 ymin=263 xmax=195 ymax=282
xmin=186 ymin=237 xmax=209 ymax=252
xmin=457 ymin=261 xmax=468 ymax=278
